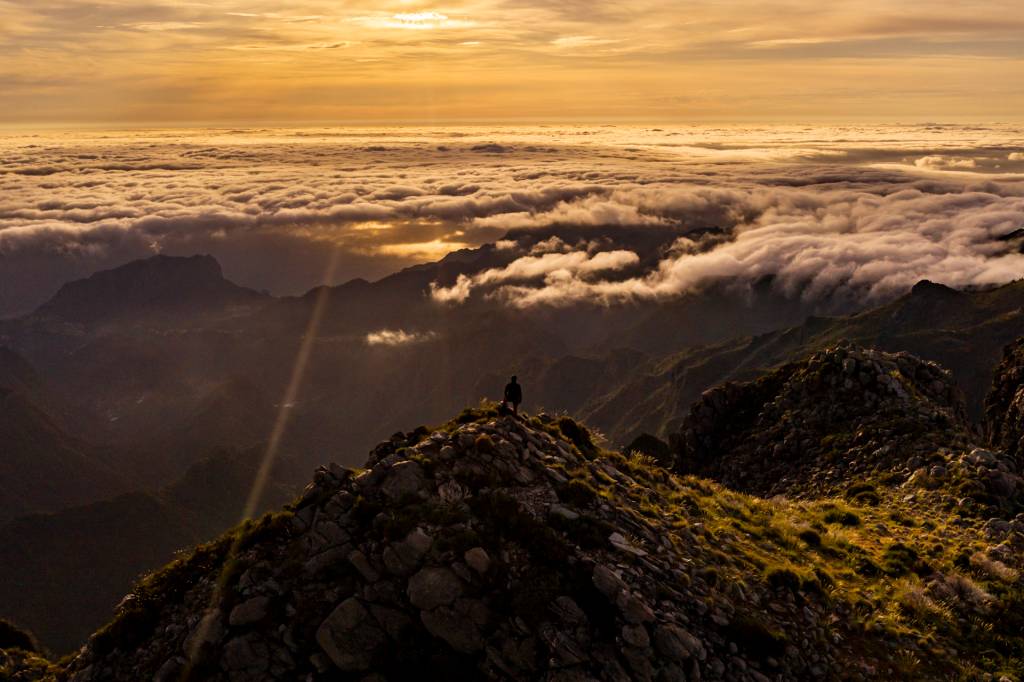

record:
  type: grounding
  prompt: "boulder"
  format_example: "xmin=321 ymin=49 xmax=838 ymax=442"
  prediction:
xmin=381 ymin=461 xmax=425 ymax=500
xmin=228 ymin=597 xmax=270 ymax=627
xmin=654 ymin=624 xmax=706 ymax=662
xmin=420 ymin=604 xmax=485 ymax=653
xmin=464 ymin=547 xmax=491 ymax=575
xmin=383 ymin=528 xmax=434 ymax=576
xmin=316 ymin=598 xmax=386 ymax=671
xmin=408 ymin=567 xmax=463 ymax=610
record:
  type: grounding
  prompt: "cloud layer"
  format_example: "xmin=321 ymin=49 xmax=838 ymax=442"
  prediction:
xmin=444 ymin=186 xmax=1024 ymax=308
xmin=2 ymin=124 xmax=1024 ymax=316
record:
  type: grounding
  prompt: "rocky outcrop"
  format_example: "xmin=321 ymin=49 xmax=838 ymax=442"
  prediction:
xmin=13 ymin=341 xmax=1024 ymax=680
xmin=674 ymin=343 xmax=971 ymax=498
xmin=986 ymin=337 xmax=1024 ymax=466
xmin=47 ymin=408 xmax=911 ymax=682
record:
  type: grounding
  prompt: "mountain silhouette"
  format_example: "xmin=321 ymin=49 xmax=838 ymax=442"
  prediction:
xmin=32 ymin=254 xmax=269 ymax=325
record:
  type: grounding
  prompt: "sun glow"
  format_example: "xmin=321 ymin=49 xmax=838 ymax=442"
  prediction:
xmin=0 ymin=1 xmax=1020 ymax=125
xmin=376 ymin=238 xmax=472 ymax=259
xmin=391 ymin=11 xmax=451 ymax=27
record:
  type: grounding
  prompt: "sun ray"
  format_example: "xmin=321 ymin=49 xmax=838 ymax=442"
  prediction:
xmin=182 ymin=246 xmax=340 ymax=673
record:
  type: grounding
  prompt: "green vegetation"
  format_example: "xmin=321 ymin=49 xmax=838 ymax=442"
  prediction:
xmin=23 ymin=405 xmax=1024 ymax=681
xmin=556 ymin=416 xmax=597 ymax=455
xmin=558 ymin=478 xmax=600 ymax=507
xmin=494 ymin=412 xmax=1024 ymax=679
xmin=844 ymin=482 xmax=881 ymax=506
xmin=823 ymin=507 xmax=861 ymax=527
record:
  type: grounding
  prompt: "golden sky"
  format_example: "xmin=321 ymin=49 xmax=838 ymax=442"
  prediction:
xmin=2 ymin=0 xmax=1023 ymax=124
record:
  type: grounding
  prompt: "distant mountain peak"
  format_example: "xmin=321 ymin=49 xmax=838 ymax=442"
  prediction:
xmin=33 ymin=254 xmax=268 ymax=324
xmin=910 ymin=279 xmax=961 ymax=297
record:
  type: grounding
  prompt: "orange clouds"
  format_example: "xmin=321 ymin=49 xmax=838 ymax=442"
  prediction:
xmin=0 ymin=1 xmax=1021 ymax=124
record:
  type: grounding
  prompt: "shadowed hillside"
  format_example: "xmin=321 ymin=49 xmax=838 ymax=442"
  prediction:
xmin=5 ymin=253 xmax=1024 ymax=492
xmin=0 ymin=348 xmax=127 ymax=522
xmin=0 ymin=248 xmax=822 ymax=485
xmin=582 ymin=279 xmax=1024 ymax=443
xmin=7 ymin=340 xmax=1024 ymax=679
xmin=0 ymin=448 xmax=299 ymax=654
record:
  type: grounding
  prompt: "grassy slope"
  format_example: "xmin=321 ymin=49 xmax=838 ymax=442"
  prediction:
xmin=19 ymin=406 xmax=1021 ymax=680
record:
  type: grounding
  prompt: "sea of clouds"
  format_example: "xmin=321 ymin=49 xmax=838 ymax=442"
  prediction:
xmin=2 ymin=124 xmax=1023 ymax=316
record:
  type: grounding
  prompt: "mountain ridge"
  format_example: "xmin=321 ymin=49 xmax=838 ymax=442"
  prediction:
xmin=8 ymin=248 xmax=1021 ymax=482
xmin=7 ymin=339 xmax=1024 ymax=679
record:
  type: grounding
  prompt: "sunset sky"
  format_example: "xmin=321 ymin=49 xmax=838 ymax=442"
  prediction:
xmin=3 ymin=0 xmax=1024 ymax=125
xmin=3 ymin=2 xmax=1024 ymax=318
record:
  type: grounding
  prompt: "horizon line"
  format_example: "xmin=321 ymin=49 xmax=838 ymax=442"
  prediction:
xmin=3 ymin=118 xmax=1023 ymax=134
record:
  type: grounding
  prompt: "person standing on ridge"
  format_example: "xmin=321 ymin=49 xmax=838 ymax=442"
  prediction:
xmin=503 ymin=375 xmax=523 ymax=416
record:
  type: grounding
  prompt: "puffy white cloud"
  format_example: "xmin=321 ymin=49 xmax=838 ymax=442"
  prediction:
xmin=365 ymin=329 xmax=438 ymax=346
xmin=431 ymin=249 xmax=640 ymax=303
xmin=915 ymin=155 xmax=978 ymax=170
xmin=466 ymin=187 xmax=1024 ymax=308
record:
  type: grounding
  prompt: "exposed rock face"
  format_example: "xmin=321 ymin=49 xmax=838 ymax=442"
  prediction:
xmin=674 ymin=344 xmax=971 ymax=497
xmin=986 ymin=337 xmax=1024 ymax=466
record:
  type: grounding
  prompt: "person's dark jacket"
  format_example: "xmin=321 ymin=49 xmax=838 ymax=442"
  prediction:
xmin=504 ymin=381 xmax=522 ymax=404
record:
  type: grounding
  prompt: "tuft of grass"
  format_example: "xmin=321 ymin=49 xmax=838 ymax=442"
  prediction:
xmin=940 ymin=573 xmax=993 ymax=612
xmin=894 ymin=579 xmax=951 ymax=625
xmin=557 ymin=417 xmax=596 ymax=454
xmin=558 ymin=478 xmax=599 ymax=507
xmin=764 ymin=565 xmax=802 ymax=591
xmin=969 ymin=552 xmax=1020 ymax=583
xmin=844 ymin=482 xmax=881 ymax=506
xmin=824 ymin=509 xmax=861 ymax=527
xmin=798 ymin=528 xmax=822 ymax=547
xmin=695 ymin=567 xmax=719 ymax=587
xmin=881 ymin=542 xmax=929 ymax=577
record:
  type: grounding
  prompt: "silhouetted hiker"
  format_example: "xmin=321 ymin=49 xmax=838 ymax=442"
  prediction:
xmin=503 ymin=376 xmax=523 ymax=416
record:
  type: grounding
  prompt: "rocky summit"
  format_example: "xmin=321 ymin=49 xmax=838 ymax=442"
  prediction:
xmin=674 ymin=344 xmax=973 ymax=498
xmin=6 ymin=343 xmax=1024 ymax=680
